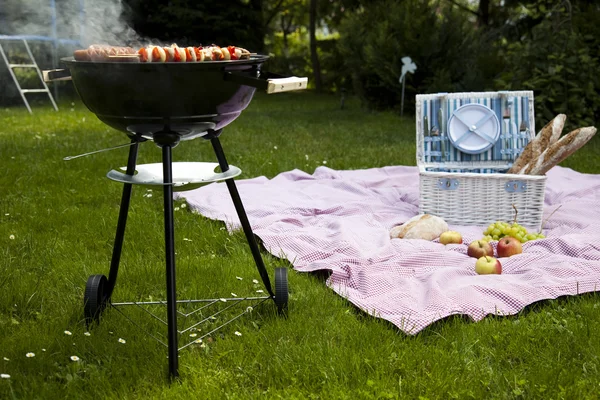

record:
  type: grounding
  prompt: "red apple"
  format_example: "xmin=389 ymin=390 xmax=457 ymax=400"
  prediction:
xmin=475 ymin=256 xmax=502 ymax=275
xmin=439 ymin=230 xmax=462 ymax=245
xmin=467 ymin=240 xmax=494 ymax=258
xmin=497 ymin=236 xmax=523 ymax=258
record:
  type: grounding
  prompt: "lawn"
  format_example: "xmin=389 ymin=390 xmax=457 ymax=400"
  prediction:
xmin=1 ymin=92 xmax=600 ymax=399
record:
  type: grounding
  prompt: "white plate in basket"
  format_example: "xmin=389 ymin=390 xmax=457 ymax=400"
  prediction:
xmin=447 ymin=103 xmax=500 ymax=154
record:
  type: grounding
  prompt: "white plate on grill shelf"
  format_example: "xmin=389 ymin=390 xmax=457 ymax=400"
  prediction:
xmin=107 ymin=162 xmax=242 ymax=192
xmin=447 ymin=103 xmax=500 ymax=154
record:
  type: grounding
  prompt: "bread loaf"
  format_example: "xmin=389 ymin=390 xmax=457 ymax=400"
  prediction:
xmin=507 ymin=114 xmax=566 ymax=174
xmin=390 ymin=214 xmax=448 ymax=241
xmin=533 ymin=114 xmax=565 ymax=160
xmin=524 ymin=126 xmax=597 ymax=175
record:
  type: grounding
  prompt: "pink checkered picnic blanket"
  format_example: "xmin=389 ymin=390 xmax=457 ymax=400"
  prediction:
xmin=175 ymin=165 xmax=600 ymax=334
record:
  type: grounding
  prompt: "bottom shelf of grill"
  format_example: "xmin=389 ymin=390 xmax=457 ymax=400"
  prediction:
xmin=107 ymin=162 xmax=241 ymax=192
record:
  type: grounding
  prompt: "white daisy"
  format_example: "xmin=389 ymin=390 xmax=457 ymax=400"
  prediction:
xmin=194 ymin=339 xmax=202 ymax=344
xmin=181 ymin=204 xmax=187 ymax=209
xmin=84 ymin=332 xmax=91 ymax=336
xmin=189 ymin=333 xmax=197 ymax=338
xmin=25 ymin=352 xmax=35 ymax=358
xmin=256 ymin=290 xmax=264 ymax=293
xmin=322 ymin=160 xmax=328 ymax=164
xmin=70 ymin=356 xmax=80 ymax=362
xmin=273 ymin=146 xmax=278 ymax=150
xmin=0 ymin=374 xmax=10 ymax=379
xmin=236 ymin=276 xmax=243 ymax=280
xmin=3 ymin=357 xmax=9 ymax=361
xmin=234 ymin=331 xmax=242 ymax=336
xmin=252 ymin=279 xmax=259 ymax=284
xmin=118 ymin=338 xmax=126 ymax=344
xmin=220 ymin=298 xmax=227 ymax=302
xmin=231 ymin=293 xmax=238 ymax=297
xmin=9 ymin=235 xmax=15 ymax=240
xmin=64 ymin=330 xmax=72 ymax=336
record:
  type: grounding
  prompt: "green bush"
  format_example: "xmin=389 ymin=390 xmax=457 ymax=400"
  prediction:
xmin=265 ymin=29 xmax=348 ymax=93
xmin=494 ymin=1 xmax=600 ymax=131
xmin=337 ymin=0 xmax=502 ymax=112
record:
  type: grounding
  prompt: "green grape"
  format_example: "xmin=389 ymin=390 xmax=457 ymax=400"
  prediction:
xmin=521 ymin=238 xmax=528 ymax=243
xmin=519 ymin=228 xmax=528 ymax=236
xmin=510 ymin=227 xmax=520 ymax=237
xmin=492 ymin=234 xmax=499 ymax=240
xmin=515 ymin=233 xmax=524 ymax=241
xmin=502 ymin=227 xmax=510 ymax=235
xmin=526 ymin=233 xmax=536 ymax=240
xmin=492 ymin=228 xmax=501 ymax=236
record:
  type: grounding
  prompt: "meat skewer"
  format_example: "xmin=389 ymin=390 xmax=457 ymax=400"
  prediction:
xmin=75 ymin=44 xmax=252 ymax=63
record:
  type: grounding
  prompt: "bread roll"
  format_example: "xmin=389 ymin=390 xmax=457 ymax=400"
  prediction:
xmin=390 ymin=214 xmax=448 ymax=241
xmin=507 ymin=114 xmax=566 ymax=174
xmin=524 ymin=126 xmax=597 ymax=175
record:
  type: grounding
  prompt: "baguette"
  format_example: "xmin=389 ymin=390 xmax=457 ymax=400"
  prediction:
xmin=523 ymin=126 xmax=597 ymax=175
xmin=507 ymin=114 xmax=566 ymax=174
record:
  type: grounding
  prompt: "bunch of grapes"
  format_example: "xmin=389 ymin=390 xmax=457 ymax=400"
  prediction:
xmin=482 ymin=221 xmax=545 ymax=243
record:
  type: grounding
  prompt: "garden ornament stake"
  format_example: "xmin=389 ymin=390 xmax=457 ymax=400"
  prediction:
xmin=399 ymin=56 xmax=417 ymax=117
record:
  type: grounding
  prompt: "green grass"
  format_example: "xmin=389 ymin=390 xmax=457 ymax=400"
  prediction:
xmin=1 ymin=92 xmax=600 ymax=399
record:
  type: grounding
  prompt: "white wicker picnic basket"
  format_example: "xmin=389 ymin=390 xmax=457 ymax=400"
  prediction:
xmin=416 ymin=91 xmax=546 ymax=230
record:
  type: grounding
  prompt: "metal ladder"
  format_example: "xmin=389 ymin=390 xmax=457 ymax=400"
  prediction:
xmin=0 ymin=38 xmax=58 ymax=113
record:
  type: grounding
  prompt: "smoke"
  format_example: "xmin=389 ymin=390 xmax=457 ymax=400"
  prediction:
xmin=1 ymin=0 xmax=142 ymax=46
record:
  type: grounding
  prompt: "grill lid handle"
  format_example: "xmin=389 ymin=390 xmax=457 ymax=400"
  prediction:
xmin=225 ymin=71 xmax=307 ymax=94
xmin=43 ymin=69 xmax=72 ymax=82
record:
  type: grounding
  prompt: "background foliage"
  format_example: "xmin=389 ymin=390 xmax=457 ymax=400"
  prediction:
xmin=0 ymin=0 xmax=598 ymax=129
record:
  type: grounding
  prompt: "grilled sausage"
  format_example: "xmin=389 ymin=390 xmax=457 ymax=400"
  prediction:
xmin=74 ymin=45 xmax=137 ymax=62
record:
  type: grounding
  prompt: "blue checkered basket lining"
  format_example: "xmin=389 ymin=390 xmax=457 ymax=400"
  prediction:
xmin=420 ymin=92 xmax=533 ymax=173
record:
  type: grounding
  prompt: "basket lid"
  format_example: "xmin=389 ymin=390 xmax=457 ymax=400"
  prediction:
xmin=415 ymin=91 xmax=535 ymax=171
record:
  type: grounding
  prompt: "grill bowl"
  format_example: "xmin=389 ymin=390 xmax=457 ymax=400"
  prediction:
xmin=60 ymin=55 xmax=270 ymax=139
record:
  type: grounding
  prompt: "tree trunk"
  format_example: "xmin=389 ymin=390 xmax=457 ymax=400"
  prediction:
xmin=477 ymin=0 xmax=490 ymax=27
xmin=250 ymin=0 xmax=265 ymax=52
xmin=309 ymin=0 xmax=322 ymax=93
xmin=280 ymin=15 xmax=289 ymax=53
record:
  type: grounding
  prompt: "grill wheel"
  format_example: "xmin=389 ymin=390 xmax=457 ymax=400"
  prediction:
xmin=274 ymin=268 xmax=289 ymax=315
xmin=84 ymin=274 xmax=109 ymax=325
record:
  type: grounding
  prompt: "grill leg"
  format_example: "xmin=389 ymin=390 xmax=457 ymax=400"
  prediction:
xmin=210 ymin=135 xmax=274 ymax=298
xmin=160 ymin=143 xmax=179 ymax=379
xmin=106 ymin=140 xmax=140 ymax=298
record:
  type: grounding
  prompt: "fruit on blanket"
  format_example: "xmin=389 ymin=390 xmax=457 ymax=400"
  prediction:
xmin=475 ymin=256 xmax=502 ymax=275
xmin=439 ymin=230 xmax=462 ymax=245
xmin=467 ymin=240 xmax=494 ymax=259
xmin=497 ymin=236 xmax=523 ymax=257
xmin=482 ymin=221 xmax=545 ymax=243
